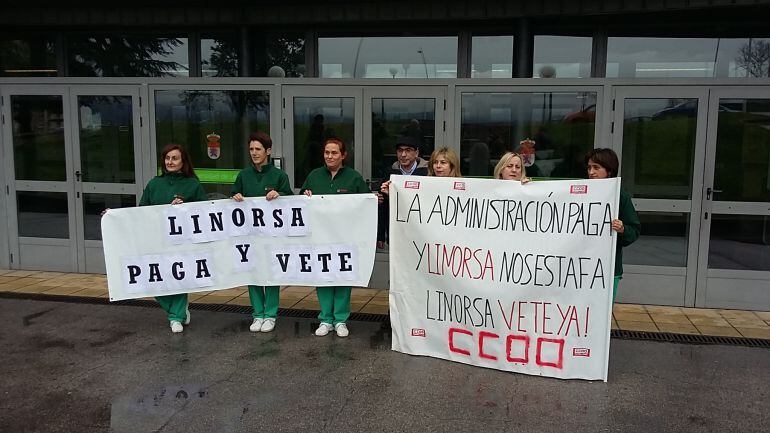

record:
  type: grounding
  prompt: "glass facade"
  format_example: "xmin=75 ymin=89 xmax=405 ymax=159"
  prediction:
xmin=11 ymin=95 xmax=67 ymax=182
xmin=0 ymin=36 xmax=57 ymax=77
xmin=620 ymin=98 xmax=698 ymax=200
xmin=69 ymin=34 xmax=189 ymax=77
xmin=154 ymin=90 xmax=270 ymax=197
xmin=77 ymin=95 xmax=135 ymax=184
xmin=533 ymin=35 xmax=592 ymax=78
xmin=709 ymin=214 xmax=770 ymax=271
xmin=460 ymin=92 xmax=597 ymax=178
xmin=319 ymin=37 xmax=457 ymax=78
xmin=471 ymin=36 xmax=513 ymax=78
xmin=292 ymin=97 xmax=356 ymax=187
xmin=623 ymin=212 xmax=689 ymax=267
xmin=607 ymin=37 xmax=770 ymax=78
xmin=254 ymin=33 xmax=306 ymax=77
xmin=201 ymin=34 xmax=239 ymax=77
xmin=82 ymin=194 xmax=135 ymax=241
xmin=17 ymin=191 xmax=69 ymax=239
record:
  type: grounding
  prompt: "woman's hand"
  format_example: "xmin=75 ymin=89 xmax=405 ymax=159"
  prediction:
xmin=232 ymin=193 xmax=244 ymax=202
xmin=611 ymin=218 xmax=625 ymax=234
xmin=266 ymin=190 xmax=279 ymax=201
xmin=100 ymin=208 xmax=110 ymax=217
xmin=521 ymin=177 xmax=531 ymax=184
xmin=380 ymin=180 xmax=392 ymax=195
xmin=304 ymin=190 xmax=313 ymax=197
xmin=171 ymin=195 xmax=184 ymax=205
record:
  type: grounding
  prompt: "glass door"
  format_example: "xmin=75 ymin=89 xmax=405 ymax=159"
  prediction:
xmin=282 ymin=87 xmax=363 ymax=191
xmin=697 ymin=88 xmax=770 ymax=310
xmin=70 ymin=86 xmax=143 ymax=273
xmin=611 ymin=87 xmax=709 ymax=306
xmin=1 ymin=85 xmax=77 ymax=271
xmin=362 ymin=87 xmax=446 ymax=186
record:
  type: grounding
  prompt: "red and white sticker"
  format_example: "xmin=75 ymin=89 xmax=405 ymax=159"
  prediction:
xmin=404 ymin=180 xmax=421 ymax=189
xmin=453 ymin=181 xmax=466 ymax=191
xmin=411 ymin=328 xmax=426 ymax=337
xmin=572 ymin=347 xmax=591 ymax=357
xmin=570 ymin=185 xmax=588 ymax=194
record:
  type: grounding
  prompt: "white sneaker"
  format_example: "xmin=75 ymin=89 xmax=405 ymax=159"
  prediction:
xmin=260 ymin=318 xmax=276 ymax=333
xmin=335 ymin=323 xmax=349 ymax=338
xmin=170 ymin=321 xmax=183 ymax=333
xmin=249 ymin=318 xmax=264 ymax=332
xmin=184 ymin=308 xmax=191 ymax=325
xmin=315 ymin=322 xmax=333 ymax=336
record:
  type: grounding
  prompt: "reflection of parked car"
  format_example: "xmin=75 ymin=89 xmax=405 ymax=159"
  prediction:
xmin=562 ymin=104 xmax=595 ymax=123
xmin=652 ymin=101 xmax=736 ymax=119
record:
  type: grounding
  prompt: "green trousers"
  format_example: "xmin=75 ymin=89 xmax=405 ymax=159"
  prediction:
xmin=248 ymin=285 xmax=280 ymax=319
xmin=613 ymin=276 xmax=622 ymax=302
xmin=156 ymin=294 xmax=188 ymax=322
xmin=316 ymin=286 xmax=351 ymax=325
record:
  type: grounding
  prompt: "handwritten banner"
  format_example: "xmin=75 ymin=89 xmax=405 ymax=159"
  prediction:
xmin=102 ymin=195 xmax=377 ymax=301
xmin=388 ymin=176 xmax=619 ymax=381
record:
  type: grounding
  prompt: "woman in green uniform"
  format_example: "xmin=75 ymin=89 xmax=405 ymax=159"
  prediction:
xmin=585 ymin=148 xmax=641 ymax=301
xmin=139 ymin=143 xmax=207 ymax=333
xmin=301 ymin=137 xmax=369 ymax=338
xmin=231 ymin=132 xmax=293 ymax=333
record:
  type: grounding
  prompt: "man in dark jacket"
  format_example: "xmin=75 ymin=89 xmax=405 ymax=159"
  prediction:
xmin=377 ymin=136 xmax=429 ymax=248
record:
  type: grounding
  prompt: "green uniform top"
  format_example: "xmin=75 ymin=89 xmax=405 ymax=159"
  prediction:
xmin=615 ymin=189 xmax=641 ymax=277
xmin=139 ymin=172 xmax=207 ymax=206
xmin=300 ymin=165 xmax=369 ymax=195
xmin=230 ymin=163 xmax=293 ymax=198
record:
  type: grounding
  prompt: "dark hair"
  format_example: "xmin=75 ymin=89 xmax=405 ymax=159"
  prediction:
xmin=323 ymin=137 xmax=347 ymax=158
xmin=160 ymin=143 xmax=197 ymax=178
xmin=585 ymin=148 xmax=619 ymax=178
xmin=248 ymin=131 xmax=273 ymax=150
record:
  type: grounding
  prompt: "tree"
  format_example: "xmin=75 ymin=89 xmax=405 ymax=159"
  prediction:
xmin=69 ymin=36 xmax=186 ymax=77
xmin=735 ymin=39 xmax=770 ymax=78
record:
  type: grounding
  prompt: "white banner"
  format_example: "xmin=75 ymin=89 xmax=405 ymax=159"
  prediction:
xmin=388 ymin=176 xmax=620 ymax=381
xmin=103 ymin=195 xmax=377 ymax=301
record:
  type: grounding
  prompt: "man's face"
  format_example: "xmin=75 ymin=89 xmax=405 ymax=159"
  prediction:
xmin=396 ymin=145 xmax=419 ymax=168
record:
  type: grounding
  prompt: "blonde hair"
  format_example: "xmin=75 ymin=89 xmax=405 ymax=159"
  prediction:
xmin=429 ymin=147 xmax=462 ymax=177
xmin=493 ymin=152 xmax=527 ymax=180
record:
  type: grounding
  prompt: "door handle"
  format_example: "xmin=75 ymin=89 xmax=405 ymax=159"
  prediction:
xmin=75 ymin=170 xmax=82 ymax=181
xmin=706 ymin=187 xmax=723 ymax=200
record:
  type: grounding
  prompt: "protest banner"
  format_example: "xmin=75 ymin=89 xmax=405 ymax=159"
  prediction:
xmin=102 ymin=194 xmax=377 ymax=301
xmin=388 ymin=176 xmax=619 ymax=381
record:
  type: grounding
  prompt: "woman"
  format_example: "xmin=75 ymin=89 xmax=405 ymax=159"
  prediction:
xmin=301 ymin=137 xmax=369 ymax=338
xmin=585 ymin=148 xmax=641 ymax=301
xmin=232 ymin=132 xmax=293 ymax=333
xmin=493 ymin=152 xmax=529 ymax=182
xmin=139 ymin=144 xmax=207 ymax=333
xmin=379 ymin=146 xmax=462 ymax=195
xmin=428 ymin=147 xmax=462 ymax=177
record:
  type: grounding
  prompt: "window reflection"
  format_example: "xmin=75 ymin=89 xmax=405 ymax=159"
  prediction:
xmin=714 ymin=99 xmax=770 ymax=202
xmin=293 ymin=97 xmax=355 ymax=187
xmin=709 ymin=214 xmax=770 ymax=271
xmin=624 ymin=212 xmax=689 ymax=267
xmin=69 ymin=35 xmax=189 ymax=77
xmin=471 ymin=36 xmax=513 ymax=78
xmin=621 ymin=98 xmax=697 ymax=199
xmin=0 ymin=37 xmax=57 ymax=76
xmin=607 ymin=37 xmax=770 ymax=78
xmin=78 ymin=96 xmax=135 ymax=183
xmin=12 ymin=95 xmax=66 ymax=181
xmin=201 ymin=34 xmax=239 ymax=77
xmin=319 ymin=37 xmax=457 ymax=78
xmin=460 ymin=92 xmax=596 ymax=178
xmin=370 ymin=99 xmax=436 ymax=183
xmin=533 ymin=35 xmax=592 ymax=78
xmin=17 ymin=191 xmax=69 ymax=239
xmin=254 ymin=33 xmax=306 ymax=77
xmin=154 ymin=90 xmax=270 ymax=198
xmin=83 ymin=194 xmax=135 ymax=240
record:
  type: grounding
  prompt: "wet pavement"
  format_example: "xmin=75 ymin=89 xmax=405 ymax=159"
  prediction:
xmin=1 ymin=298 xmax=769 ymax=433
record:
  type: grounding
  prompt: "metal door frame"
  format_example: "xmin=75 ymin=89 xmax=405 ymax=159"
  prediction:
xmin=0 ymin=85 xmax=77 ymax=271
xmin=611 ymin=86 xmax=710 ymax=306
xmin=696 ymin=86 xmax=770 ymax=310
xmin=69 ymin=85 xmax=144 ymax=273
